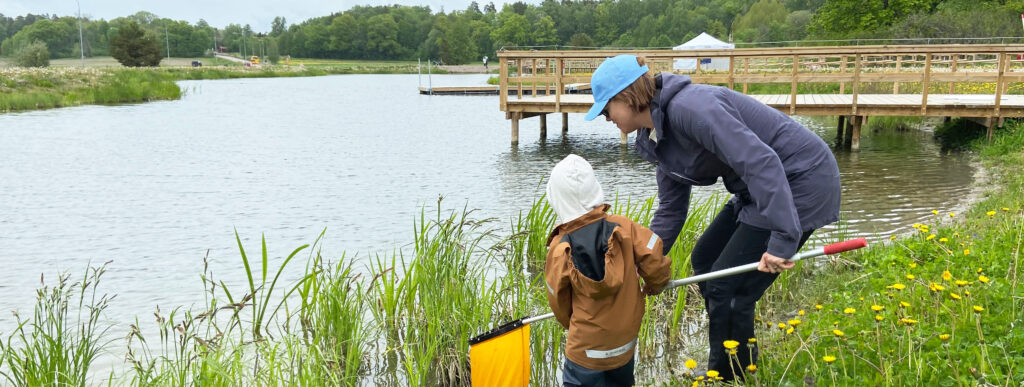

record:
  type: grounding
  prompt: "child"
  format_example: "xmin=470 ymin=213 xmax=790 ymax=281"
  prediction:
xmin=544 ymin=154 xmax=672 ymax=386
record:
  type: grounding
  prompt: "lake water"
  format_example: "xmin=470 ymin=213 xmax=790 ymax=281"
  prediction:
xmin=0 ymin=74 xmax=977 ymax=337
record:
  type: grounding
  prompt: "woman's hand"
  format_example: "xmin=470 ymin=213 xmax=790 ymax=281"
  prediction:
xmin=757 ymin=252 xmax=795 ymax=273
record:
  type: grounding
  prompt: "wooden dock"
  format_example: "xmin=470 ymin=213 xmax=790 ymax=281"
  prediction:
xmin=497 ymin=44 xmax=1024 ymax=147
xmin=419 ymin=83 xmax=589 ymax=95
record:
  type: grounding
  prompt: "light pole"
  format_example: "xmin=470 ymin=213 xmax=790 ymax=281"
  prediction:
xmin=164 ymin=22 xmax=171 ymax=60
xmin=75 ymin=0 xmax=84 ymax=66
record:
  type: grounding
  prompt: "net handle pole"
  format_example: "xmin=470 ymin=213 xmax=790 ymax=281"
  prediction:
xmin=525 ymin=238 xmax=867 ymax=325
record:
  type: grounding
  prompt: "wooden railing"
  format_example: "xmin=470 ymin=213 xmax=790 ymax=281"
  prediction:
xmin=498 ymin=44 xmax=1024 ymax=117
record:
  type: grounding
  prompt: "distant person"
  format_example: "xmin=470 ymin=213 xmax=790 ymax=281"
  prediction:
xmin=544 ymin=154 xmax=672 ymax=387
xmin=483 ymin=55 xmax=489 ymax=71
xmin=583 ymin=54 xmax=841 ymax=381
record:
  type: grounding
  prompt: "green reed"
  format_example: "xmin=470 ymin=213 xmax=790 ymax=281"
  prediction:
xmin=0 ymin=262 xmax=115 ymax=387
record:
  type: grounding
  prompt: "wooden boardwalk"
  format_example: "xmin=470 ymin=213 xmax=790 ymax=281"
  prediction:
xmin=498 ymin=44 xmax=1024 ymax=147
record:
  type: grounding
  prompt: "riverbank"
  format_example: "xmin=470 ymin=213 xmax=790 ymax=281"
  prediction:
xmin=0 ymin=57 xmax=490 ymax=113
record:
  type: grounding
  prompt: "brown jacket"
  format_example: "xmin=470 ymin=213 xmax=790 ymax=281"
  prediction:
xmin=544 ymin=204 xmax=672 ymax=371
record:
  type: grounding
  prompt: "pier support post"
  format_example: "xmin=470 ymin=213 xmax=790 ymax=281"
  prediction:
xmin=851 ymin=116 xmax=863 ymax=151
xmin=844 ymin=115 xmax=854 ymax=146
xmin=620 ymin=132 xmax=628 ymax=145
xmin=562 ymin=113 xmax=569 ymax=135
xmin=836 ymin=115 xmax=846 ymax=145
xmin=511 ymin=113 xmax=520 ymax=145
xmin=539 ymin=114 xmax=547 ymax=138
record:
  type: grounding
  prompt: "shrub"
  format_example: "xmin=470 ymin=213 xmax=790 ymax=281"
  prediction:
xmin=13 ymin=41 xmax=49 ymax=68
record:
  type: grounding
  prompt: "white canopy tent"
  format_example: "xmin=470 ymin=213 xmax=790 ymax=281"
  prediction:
xmin=672 ymin=32 xmax=734 ymax=71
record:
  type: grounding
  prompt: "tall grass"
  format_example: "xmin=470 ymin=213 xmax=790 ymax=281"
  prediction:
xmin=0 ymin=262 xmax=115 ymax=386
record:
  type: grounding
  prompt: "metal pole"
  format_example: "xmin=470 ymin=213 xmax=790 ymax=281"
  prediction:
xmin=75 ymin=0 xmax=84 ymax=66
xmin=164 ymin=22 xmax=170 ymax=60
xmin=523 ymin=238 xmax=867 ymax=325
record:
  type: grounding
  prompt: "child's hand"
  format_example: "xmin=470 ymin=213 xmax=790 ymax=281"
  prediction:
xmin=641 ymin=284 xmax=663 ymax=296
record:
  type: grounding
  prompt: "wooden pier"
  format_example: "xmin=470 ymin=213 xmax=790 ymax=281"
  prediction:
xmin=418 ymin=83 xmax=589 ymax=95
xmin=498 ymin=44 xmax=1024 ymax=148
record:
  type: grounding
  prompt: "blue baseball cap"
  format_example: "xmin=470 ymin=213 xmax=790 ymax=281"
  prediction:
xmin=584 ymin=55 xmax=650 ymax=121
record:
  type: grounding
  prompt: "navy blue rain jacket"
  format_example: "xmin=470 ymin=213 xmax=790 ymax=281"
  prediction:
xmin=636 ymin=73 xmax=841 ymax=258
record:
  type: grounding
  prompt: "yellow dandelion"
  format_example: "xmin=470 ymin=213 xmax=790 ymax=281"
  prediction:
xmin=942 ymin=271 xmax=952 ymax=281
xmin=723 ymin=340 xmax=740 ymax=349
xmin=833 ymin=329 xmax=845 ymax=337
xmin=798 ymin=309 xmax=805 ymax=316
xmin=778 ymin=322 xmax=787 ymax=329
xmin=932 ymin=210 xmax=939 ymax=215
xmin=965 ymin=290 xmax=971 ymax=296
xmin=930 ymin=283 xmax=946 ymax=292
xmin=909 ymin=262 xmax=918 ymax=268
xmin=747 ymin=364 xmax=757 ymax=373
xmin=954 ymin=232 xmax=960 ymax=237
xmin=912 ymin=223 xmax=922 ymax=229
xmin=900 ymin=301 xmax=911 ymax=308
xmin=871 ymin=305 xmax=884 ymax=311
xmin=815 ymin=304 xmax=823 ymax=310
xmin=875 ymin=314 xmax=883 ymax=321
xmin=685 ymin=359 xmax=697 ymax=369
xmin=843 ymin=308 xmax=856 ymax=314
xmin=788 ymin=319 xmax=802 ymax=326
xmin=950 ymin=293 xmax=962 ymax=300
xmin=748 ymin=338 xmax=757 ymax=344
xmin=939 ymin=237 xmax=948 ymax=242
xmin=954 ymin=279 xmax=969 ymax=286
xmin=987 ymin=211 xmax=996 ymax=216
xmin=977 ymin=267 xmax=984 ymax=273
xmin=1002 ymin=207 xmax=1010 ymax=211
xmin=785 ymin=327 xmax=794 ymax=335
xmin=973 ymin=305 xmax=984 ymax=313
xmin=939 ymin=334 xmax=950 ymax=341
xmin=906 ymin=274 xmax=916 ymax=280
xmin=926 ymin=234 xmax=936 ymax=241
xmin=691 ymin=381 xmax=699 ymax=387
xmin=949 ymin=212 xmax=956 ymax=217
xmin=889 ymin=283 xmax=906 ymax=290
xmin=890 ymin=234 xmax=896 ymax=241
xmin=900 ymin=318 xmax=918 ymax=325
xmin=707 ymin=370 xmax=719 ymax=378
xmin=978 ymin=275 xmax=989 ymax=283
xmin=964 ymin=249 xmax=970 ymax=255
xmin=823 ymin=355 xmax=837 ymax=363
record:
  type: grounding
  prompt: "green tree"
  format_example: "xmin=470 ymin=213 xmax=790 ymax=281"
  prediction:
xmin=569 ymin=32 xmax=594 ymax=48
xmin=491 ymin=12 xmax=530 ymax=48
xmin=271 ymin=17 xmax=286 ymax=37
xmin=110 ymin=21 xmax=162 ymax=66
xmin=532 ymin=15 xmax=557 ymax=46
xmin=14 ymin=40 xmax=49 ymax=67
xmin=733 ymin=0 xmax=789 ymax=42
xmin=365 ymin=13 xmax=402 ymax=58
xmin=808 ymin=0 xmax=938 ymax=39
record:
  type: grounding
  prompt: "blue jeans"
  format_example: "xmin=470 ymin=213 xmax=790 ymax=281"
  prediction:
xmin=563 ymin=356 xmax=634 ymax=387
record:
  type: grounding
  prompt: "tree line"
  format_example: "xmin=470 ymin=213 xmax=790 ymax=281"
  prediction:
xmin=3 ymin=0 xmax=1024 ymax=65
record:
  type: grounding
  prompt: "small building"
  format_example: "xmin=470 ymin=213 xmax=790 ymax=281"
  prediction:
xmin=672 ymin=32 xmax=734 ymax=71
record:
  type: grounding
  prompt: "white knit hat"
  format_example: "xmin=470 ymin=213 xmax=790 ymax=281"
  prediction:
xmin=546 ymin=154 xmax=605 ymax=224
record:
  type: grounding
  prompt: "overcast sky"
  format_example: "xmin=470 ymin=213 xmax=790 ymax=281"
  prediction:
xmin=2 ymin=0 xmax=518 ymax=32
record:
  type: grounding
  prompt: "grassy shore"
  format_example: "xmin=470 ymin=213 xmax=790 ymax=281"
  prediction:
xmin=1 ymin=122 xmax=1022 ymax=385
xmin=0 ymin=57 xmax=448 ymax=113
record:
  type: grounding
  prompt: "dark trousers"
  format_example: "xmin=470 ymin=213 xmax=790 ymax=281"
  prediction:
xmin=563 ymin=357 xmax=634 ymax=387
xmin=692 ymin=201 xmax=813 ymax=381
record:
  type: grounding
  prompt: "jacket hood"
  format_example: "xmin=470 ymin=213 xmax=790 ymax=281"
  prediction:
xmin=636 ymin=73 xmax=692 ymax=163
xmin=651 ymin=73 xmax=691 ymax=140
xmin=546 ymin=154 xmax=605 ymax=224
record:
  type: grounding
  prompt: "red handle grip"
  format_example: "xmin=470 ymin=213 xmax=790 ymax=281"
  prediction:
xmin=823 ymin=238 xmax=868 ymax=255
